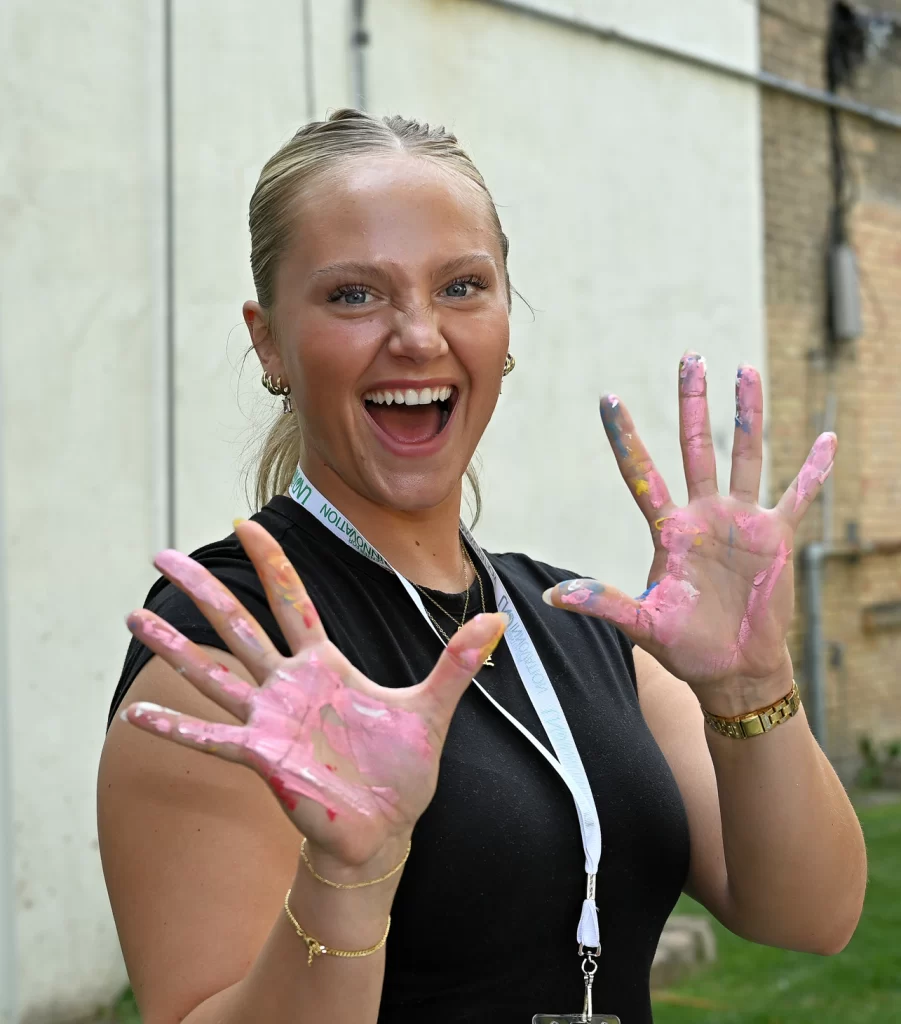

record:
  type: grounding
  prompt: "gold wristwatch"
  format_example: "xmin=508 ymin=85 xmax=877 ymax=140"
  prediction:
xmin=702 ymin=681 xmax=801 ymax=739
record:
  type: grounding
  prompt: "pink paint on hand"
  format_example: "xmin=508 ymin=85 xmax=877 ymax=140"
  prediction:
xmin=155 ymin=550 xmax=238 ymax=613
xmin=679 ymin=355 xmax=708 ymax=463
xmin=128 ymin=701 xmax=178 ymax=734
xmin=733 ymin=511 xmax=769 ymax=553
xmin=174 ymin=657 xmax=428 ymax=823
xmin=794 ymin=434 xmax=837 ymax=510
xmin=660 ymin=511 xmax=708 ymax=567
xmin=556 ymin=580 xmax=634 ymax=628
xmin=646 ymin=469 xmax=669 ymax=510
xmin=208 ymin=663 xmax=254 ymax=703
xmin=231 ymin=616 xmax=266 ymax=652
xmin=130 ymin=615 xmax=189 ymax=653
xmin=734 ymin=366 xmax=759 ymax=435
xmin=736 ymin=539 xmax=791 ymax=649
xmin=636 ymin=577 xmax=700 ymax=646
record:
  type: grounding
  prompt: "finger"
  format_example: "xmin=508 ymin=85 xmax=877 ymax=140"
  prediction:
xmin=679 ymin=353 xmax=718 ymax=499
xmin=154 ymin=549 xmax=280 ymax=683
xmin=234 ymin=519 xmax=328 ymax=653
xmin=121 ymin=701 xmax=249 ymax=762
xmin=775 ymin=432 xmax=837 ymax=526
xmin=543 ymin=576 xmax=700 ymax=649
xmin=416 ymin=612 xmax=508 ymax=726
xmin=123 ymin=694 xmax=365 ymax=821
xmin=729 ymin=365 xmax=764 ymax=503
xmin=599 ymin=394 xmax=676 ymax=524
xmin=126 ymin=610 xmax=255 ymax=720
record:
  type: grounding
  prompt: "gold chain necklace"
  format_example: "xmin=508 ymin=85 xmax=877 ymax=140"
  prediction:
xmin=413 ymin=540 xmax=495 ymax=668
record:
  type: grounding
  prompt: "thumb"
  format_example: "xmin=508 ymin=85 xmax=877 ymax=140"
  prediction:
xmin=543 ymin=577 xmax=648 ymax=642
xmin=418 ymin=612 xmax=508 ymax=726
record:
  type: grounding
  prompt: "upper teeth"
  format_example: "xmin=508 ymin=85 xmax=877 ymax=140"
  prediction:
xmin=362 ymin=386 xmax=453 ymax=406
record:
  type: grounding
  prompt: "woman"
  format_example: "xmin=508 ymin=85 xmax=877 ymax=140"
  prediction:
xmin=98 ymin=109 xmax=866 ymax=1024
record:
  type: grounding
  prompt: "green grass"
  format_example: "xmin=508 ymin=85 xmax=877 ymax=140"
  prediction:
xmin=652 ymin=800 xmax=901 ymax=1023
xmin=110 ymin=802 xmax=901 ymax=1024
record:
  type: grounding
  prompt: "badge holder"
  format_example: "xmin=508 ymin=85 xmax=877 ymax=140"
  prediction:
xmin=533 ymin=947 xmax=621 ymax=1024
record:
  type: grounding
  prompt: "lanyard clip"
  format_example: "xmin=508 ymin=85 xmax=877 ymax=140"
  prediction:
xmin=580 ymin=951 xmax=598 ymax=1022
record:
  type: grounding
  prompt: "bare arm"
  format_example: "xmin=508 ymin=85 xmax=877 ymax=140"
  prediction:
xmin=634 ymin=646 xmax=866 ymax=954
xmin=99 ymin=521 xmax=507 ymax=1024
xmin=544 ymin=356 xmax=867 ymax=956
xmin=99 ymin=653 xmax=402 ymax=1024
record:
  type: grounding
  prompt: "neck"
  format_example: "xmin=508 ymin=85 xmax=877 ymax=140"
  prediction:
xmin=298 ymin=458 xmax=472 ymax=593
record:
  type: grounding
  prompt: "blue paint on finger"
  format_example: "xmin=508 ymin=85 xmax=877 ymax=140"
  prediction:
xmin=600 ymin=396 xmax=630 ymax=460
xmin=636 ymin=581 xmax=660 ymax=601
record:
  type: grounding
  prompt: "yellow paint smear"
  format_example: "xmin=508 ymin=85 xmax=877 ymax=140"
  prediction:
xmin=634 ymin=479 xmax=650 ymax=497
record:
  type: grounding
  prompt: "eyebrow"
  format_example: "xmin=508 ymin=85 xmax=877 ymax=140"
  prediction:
xmin=308 ymin=251 xmax=499 ymax=284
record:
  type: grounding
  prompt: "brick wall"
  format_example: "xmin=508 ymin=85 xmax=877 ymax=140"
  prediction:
xmin=761 ymin=0 xmax=901 ymax=777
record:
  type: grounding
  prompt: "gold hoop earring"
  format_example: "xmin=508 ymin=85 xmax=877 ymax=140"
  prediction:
xmin=262 ymin=372 xmax=293 ymax=414
xmin=503 ymin=353 xmax=516 ymax=377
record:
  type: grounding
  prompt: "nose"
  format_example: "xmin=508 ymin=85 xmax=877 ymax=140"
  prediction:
xmin=386 ymin=304 xmax=449 ymax=364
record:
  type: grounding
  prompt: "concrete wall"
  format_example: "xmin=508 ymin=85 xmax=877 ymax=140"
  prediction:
xmin=0 ymin=0 xmax=763 ymax=1018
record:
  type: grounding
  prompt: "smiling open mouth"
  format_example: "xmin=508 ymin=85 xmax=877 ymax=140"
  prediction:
xmin=362 ymin=386 xmax=458 ymax=445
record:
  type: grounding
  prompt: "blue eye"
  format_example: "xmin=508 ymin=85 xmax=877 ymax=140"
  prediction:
xmin=328 ymin=285 xmax=371 ymax=305
xmin=444 ymin=276 xmax=487 ymax=298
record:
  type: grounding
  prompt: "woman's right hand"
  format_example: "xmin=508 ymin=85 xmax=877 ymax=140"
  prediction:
xmin=122 ymin=520 xmax=507 ymax=871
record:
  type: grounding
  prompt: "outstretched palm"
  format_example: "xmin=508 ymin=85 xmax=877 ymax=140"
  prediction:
xmin=123 ymin=522 xmax=506 ymax=867
xmin=546 ymin=355 xmax=835 ymax=691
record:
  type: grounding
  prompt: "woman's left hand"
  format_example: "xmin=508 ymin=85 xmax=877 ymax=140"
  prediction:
xmin=544 ymin=353 xmax=836 ymax=713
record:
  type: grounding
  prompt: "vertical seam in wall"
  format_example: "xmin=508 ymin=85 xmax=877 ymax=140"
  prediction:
xmin=0 ymin=308 xmax=18 ymax=1022
xmin=163 ymin=0 xmax=176 ymax=549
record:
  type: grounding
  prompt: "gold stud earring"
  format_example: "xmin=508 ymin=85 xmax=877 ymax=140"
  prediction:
xmin=503 ymin=353 xmax=516 ymax=377
xmin=262 ymin=372 xmax=293 ymax=414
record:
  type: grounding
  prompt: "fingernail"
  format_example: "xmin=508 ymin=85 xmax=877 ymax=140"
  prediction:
xmin=233 ymin=518 xmax=247 ymax=530
xmin=498 ymin=611 xmax=512 ymax=627
xmin=541 ymin=588 xmax=556 ymax=606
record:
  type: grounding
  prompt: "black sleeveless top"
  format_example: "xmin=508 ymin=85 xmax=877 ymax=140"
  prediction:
xmin=110 ymin=496 xmax=690 ymax=1023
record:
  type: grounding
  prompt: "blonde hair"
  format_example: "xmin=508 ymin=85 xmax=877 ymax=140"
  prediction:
xmin=249 ymin=108 xmax=510 ymax=518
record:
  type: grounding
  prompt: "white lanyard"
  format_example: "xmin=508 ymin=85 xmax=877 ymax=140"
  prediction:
xmin=287 ymin=466 xmax=602 ymax=950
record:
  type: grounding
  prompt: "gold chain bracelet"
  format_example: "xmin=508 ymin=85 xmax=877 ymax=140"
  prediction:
xmin=300 ymin=837 xmax=411 ymax=890
xmin=702 ymin=680 xmax=801 ymax=739
xmin=284 ymin=889 xmax=391 ymax=966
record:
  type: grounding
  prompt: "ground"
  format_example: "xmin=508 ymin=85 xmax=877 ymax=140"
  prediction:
xmin=652 ymin=799 xmax=901 ymax=1023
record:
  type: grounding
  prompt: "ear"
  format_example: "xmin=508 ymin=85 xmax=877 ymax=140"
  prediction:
xmin=243 ymin=301 xmax=285 ymax=378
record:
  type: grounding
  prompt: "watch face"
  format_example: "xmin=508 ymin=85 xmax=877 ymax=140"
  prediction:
xmin=532 ymin=1016 xmax=621 ymax=1023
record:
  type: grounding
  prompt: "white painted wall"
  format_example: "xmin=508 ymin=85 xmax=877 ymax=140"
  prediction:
xmin=0 ymin=0 xmax=763 ymax=1018
xmin=0 ymin=1 xmax=157 ymax=1018
xmin=369 ymin=0 xmax=765 ymax=592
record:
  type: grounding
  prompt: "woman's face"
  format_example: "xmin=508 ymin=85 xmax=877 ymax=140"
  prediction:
xmin=245 ymin=154 xmax=510 ymax=514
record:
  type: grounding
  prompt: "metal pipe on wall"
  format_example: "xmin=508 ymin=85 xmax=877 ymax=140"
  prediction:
xmin=802 ymin=537 xmax=901 ymax=751
xmin=303 ymin=0 xmax=317 ymax=120
xmin=803 ymin=543 xmax=829 ymax=748
xmin=472 ymin=0 xmax=901 ymax=132
xmin=351 ymin=0 xmax=368 ymax=110
xmin=147 ymin=0 xmax=176 ymax=555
